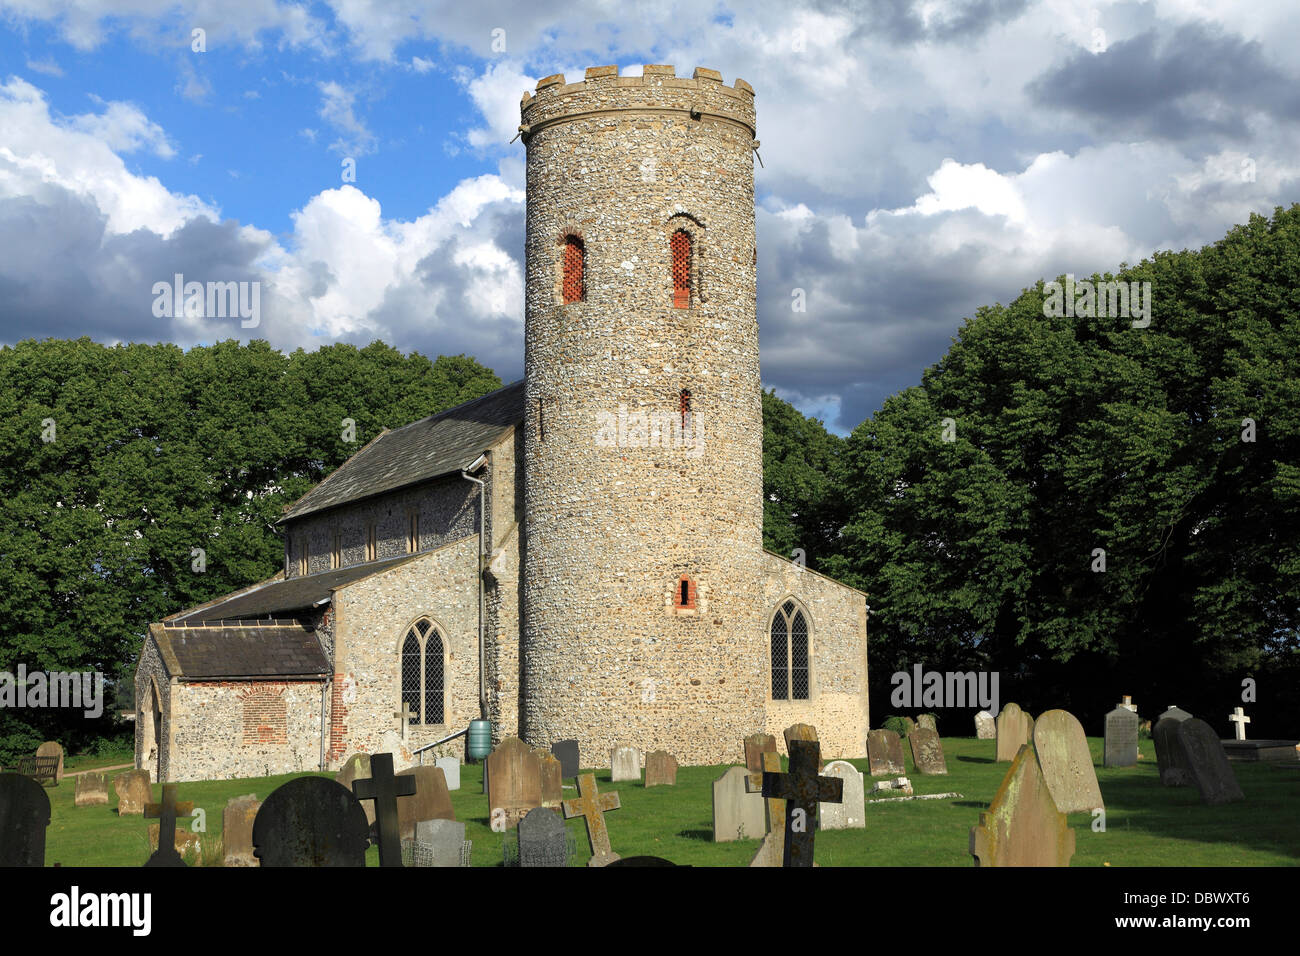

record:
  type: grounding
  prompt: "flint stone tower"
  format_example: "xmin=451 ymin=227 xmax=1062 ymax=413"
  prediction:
xmin=520 ymin=65 xmax=765 ymax=763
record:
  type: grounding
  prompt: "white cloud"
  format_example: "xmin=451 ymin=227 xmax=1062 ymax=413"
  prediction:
xmin=317 ymin=81 xmax=377 ymax=156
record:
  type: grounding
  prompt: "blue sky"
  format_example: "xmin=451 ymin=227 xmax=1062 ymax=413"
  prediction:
xmin=1 ymin=1 xmax=1298 ymax=434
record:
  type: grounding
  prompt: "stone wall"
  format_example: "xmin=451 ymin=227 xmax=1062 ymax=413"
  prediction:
xmin=133 ymin=636 xmax=170 ymax=782
xmin=484 ymin=427 xmax=524 ymax=742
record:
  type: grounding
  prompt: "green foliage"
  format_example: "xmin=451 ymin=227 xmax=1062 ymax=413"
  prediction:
xmin=761 ymin=389 xmax=845 ymax=572
xmin=881 ymin=715 xmax=911 ymax=737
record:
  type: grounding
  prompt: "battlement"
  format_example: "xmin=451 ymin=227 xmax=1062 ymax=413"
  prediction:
xmin=519 ymin=64 xmax=756 ymax=136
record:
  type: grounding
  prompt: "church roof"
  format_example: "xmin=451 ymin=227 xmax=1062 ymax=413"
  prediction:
xmin=151 ymin=621 xmax=329 ymax=680
xmin=278 ymin=379 xmax=525 ymax=524
xmin=167 ymin=554 xmax=419 ymax=624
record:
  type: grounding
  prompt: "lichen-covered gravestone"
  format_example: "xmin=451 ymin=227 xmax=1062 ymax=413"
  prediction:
xmin=744 ymin=733 xmax=777 ymax=773
xmin=909 ymin=727 xmax=948 ymax=775
xmin=223 ymin=794 xmax=261 ymax=867
xmin=74 ymin=771 xmax=109 ymax=807
xmin=995 ymin=703 xmax=1032 ymax=762
xmin=1033 ymin=709 xmax=1103 ymax=813
xmin=866 ymin=729 xmax=905 ymax=776
xmin=975 ymin=711 xmax=996 ymax=739
xmin=562 ymin=773 xmax=622 ymax=867
xmin=1103 ymin=706 xmax=1140 ymax=768
xmin=712 ymin=766 xmax=766 ymax=842
xmin=35 ymin=742 xmax=64 ymax=784
xmin=487 ymin=737 xmax=543 ymax=829
xmin=253 ymin=776 xmax=369 ymax=867
xmin=818 ymin=761 xmax=864 ymax=830
xmin=783 ymin=723 xmax=823 ymax=769
xmin=645 ymin=750 xmax=678 ymax=787
xmin=1176 ymin=719 xmax=1245 ymax=806
xmin=610 ymin=746 xmax=641 ymax=782
xmin=113 ymin=769 xmax=151 ymax=816
xmin=916 ymin=714 xmax=937 ymax=732
xmin=970 ymin=745 xmax=1075 ymax=867
xmin=334 ymin=753 xmax=375 ymax=825
xmin=748 ymin=751 xmax=786 ymax=866
xmin=537 ymin=752 xmax=563 ymax=807
xmin=395 ymin=765 xmax=455 ymax=841
xmin=0 ymin=772 xmax=50 ymax=866
xmin=517 ymin=806 xmax=568 ymax=868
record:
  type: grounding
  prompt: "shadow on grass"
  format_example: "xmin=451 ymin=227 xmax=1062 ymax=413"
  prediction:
xmin=676 ymin=828 xmax=714 ymax=841
xmin=955 ymin=755 xmax=995 ymax=764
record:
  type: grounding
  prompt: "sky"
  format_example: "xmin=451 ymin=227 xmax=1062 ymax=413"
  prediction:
xmin=1 ymin=1 xmax=1297 ymax=435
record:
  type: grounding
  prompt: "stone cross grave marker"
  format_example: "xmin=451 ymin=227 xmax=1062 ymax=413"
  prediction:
xmin=744 ymin=733 xmax=777 ymax=773
xmin=414 ymin=818 xmax=469 ymax=867
xmin=819 ymin=761 xmax=865 ymax=830
xmin=1033 ymin=709 xmax=1103 ymax=813
xmin=114 ymin=769 xmax=151 ymax=815
xmin=562 ymin=773 xmax=621 ymax=866
xmin=35 ymin=741 xmax=64 ymax=785
xmin=866 ymin=729 xmax=905 ymax=776
xmin=518 ymin=806 xmax=568 ymax=867
xmin=909 ymin=727 xmax=948 ymax=775
xmin=353 ymin=752 xmax=417 ymax=866
xmin=223 ymin=794 xmax=261 ymax=867
xmin=610 ymin=746 xmax=641 ymax=782
xmin=551 ymin=739 xmax=579 ymax=781
xmin=1153 ymin=707 xmax=1193 ymax=785
xmin=1103 ymin=706 xmax=1139 ymax=768
xmin=144 ymin=783 xmax=195 ymax=866
xmin=253 ymin=776 xmax=369 ymax=866
xmin=747 ymin=751 xmax=786 ymax=866
xmin=536 ymin=749 xmax=563 ymax=807
xmin=1177 ymin=719 xmax=1245 ymax=806
xmin=645 ymin=750 xmax=678 ymax=787
xmin=1228 ymin=707 xmax=1251 ymax=741
xmin=395 ymin=765 xmax=455 ymax=841
xmin=970 ymin=743 xmax=1074 ymax=867
xmin=393 ymin=702 xmax=415 ymax=741
xmin=996 ymin=703 xmax=1031 ymax=762
xmin=1120 ymin=695 xmax=1137 ymax=713
xmin=487 ymin=737 xmax=543 ymax=829
xmin=974 ymin=710 xmax=996 ymax=739
xmin=763 ymin=738 xmax=842 ymax=867
xmin=74 ymin=771 xmax=109 ymax=807
xmin=435 ymin=755 xmax=460 ymax=791
xmin=0 ymin=772 xmax=50 ymax=867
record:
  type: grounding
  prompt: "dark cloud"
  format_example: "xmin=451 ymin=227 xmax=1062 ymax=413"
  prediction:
xmin=830 ymin=0 xmax=1031 ymax=46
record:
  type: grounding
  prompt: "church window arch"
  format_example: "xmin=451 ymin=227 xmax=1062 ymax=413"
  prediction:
xmin=400 ymin=617 xmax=446 ymax=725
xmin=770 ymin=599 xmax=811 ymax=700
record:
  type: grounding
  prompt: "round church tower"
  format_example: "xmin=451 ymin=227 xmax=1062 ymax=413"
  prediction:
xmin=519 ymin=65 xmax=765 ymax=765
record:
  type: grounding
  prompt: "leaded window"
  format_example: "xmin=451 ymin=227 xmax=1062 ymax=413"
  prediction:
xmin=400 ymin=618 xmax=445 ymax=725
xmin=771 ymin=600 xmax=811 ymax=700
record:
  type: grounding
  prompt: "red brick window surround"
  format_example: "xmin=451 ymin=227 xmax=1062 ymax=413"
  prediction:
xmin=562 ymin=235 xmax=584 ymax=303
xmin=675 ymin=575 xmax=696 ymax=610
xmin=671 ymin=230 xmax=691 ymax=308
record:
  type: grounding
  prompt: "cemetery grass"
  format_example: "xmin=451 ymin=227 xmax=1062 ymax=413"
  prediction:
xmin=41 ymin=738 xmax=1300 ymax=866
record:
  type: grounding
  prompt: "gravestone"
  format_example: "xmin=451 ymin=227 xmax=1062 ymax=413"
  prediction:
xmin=866 ymin=729 xmax=905 ymax=776
xmin=818 ymin=761 xmax=865 ymax=830
xmin=783 ymin=723 xmax=823 ymax=769
xmin=970 ymin=744 xmax=1075 ymax=867
xmin=335 ymin=753 xmax=375 ymax=826
xmin=1228 ymin=707 xmax=1250 ymax=741
xmin=551 ymin=740 xmax=579 ymax=780
xmin=916 ymin=714 xmax=937 ymax=732
xmin=1103 ymin=706 xmax=1140 ymax=768
xmin=395 ymin=765 xmax=455 ymax=841
xmin=712 ymin=766 xmax=766 ymax=842
xmin=1176 ymin=719 xmax=1245 ymax=806
xmin=222 ymin=794 xmax=261 ymax=867
xmin=35 ymin=742 xmax=64 ymax=784
xmin=909 ymin=727 xmax=948 ymax=775
xmin=610 ymin=746 xmax=641 ymax=782
xmin=487 ymin=737 xmax=543 ymax=829
xmin=995 ymin=703 xmax=1031 ymax=762
xmin=1119 ymin=695 xmax=1137 ymax=713
xmin=114 ymin=769 xmax=151 ymax=815
xmin=518 ymin=806 xmax=568 ymax=867
xmin=143 ymin=783 xmax=191 ymax=867
xmin=253 ymin=776 xmax=369 ymax=867
xmin=901 ymin=717 xmax=917 ymax=737
xmin=434 ymin=756 xmax=460 ymax=791
xmin=744 ymin=733 xmax=778 ymax=773
xmin=0 ymin=772 xmax=50 ymax=866
xmin=1153 ymin=709 xmax=1193 ymax=785
xmin=562 ymin=773 xmax=621 ymax=866
xmin=538 ymin=752 xmax=563 ymax=807
xmin=354 ymin=752 xmax=417 ymax=866
xmin=1033 ymin=709 xmax=1103 ymax=813
xmin=415 ymin=818 xmax=469 ymax=867
xmin=748 ymin=750 xmax=786 ymax=866
xmin=762 ymin=739 xmax=842 ymax=867
xmin=645 ymin=750 xmax=678 ymax=787
xmin=975 ymin=711 xmax=996 ymax=739
xmin=74 ymin=771 xmax=109 ymax=807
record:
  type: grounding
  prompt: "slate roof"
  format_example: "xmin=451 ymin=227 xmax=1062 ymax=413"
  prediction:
xmin=153 ymin=622 xmax=329 ymax=680
xmin=167 ymin=554 xmax=417 ymax=624
xmin=278 ymin=379 xmax=524 ymax=524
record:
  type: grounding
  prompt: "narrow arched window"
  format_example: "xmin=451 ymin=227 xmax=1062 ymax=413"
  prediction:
xmin=424 ymin=630 xmax=444 ymax=724
xmin=400 ymin=617 xmax=446 ymax=725
xmin=771 ymin=600 xmax=811 ymax=700
xmin=401 ymin=632 xmax=421 ymax=723
xmin=562 ymin=235 xmax=584 ymax=304
xmin=671 ymin=230 xmax=691 ymax=308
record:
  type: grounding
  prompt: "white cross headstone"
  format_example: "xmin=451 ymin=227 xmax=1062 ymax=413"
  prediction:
xmin=1120 ymin=695 xmax=1137 ymax=713
xmin=394 ymin=703 xmax=416 ymax=741
xmin=1228 ymin=706 xmax=1250 ymax=741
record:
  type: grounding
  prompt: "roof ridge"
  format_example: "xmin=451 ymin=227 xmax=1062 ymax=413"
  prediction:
xmin=383 ymin=378 xmax=525 ymax=436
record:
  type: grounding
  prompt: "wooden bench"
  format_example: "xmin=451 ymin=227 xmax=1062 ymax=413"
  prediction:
xmin=10 ymin=755 xmax=60 ymax=786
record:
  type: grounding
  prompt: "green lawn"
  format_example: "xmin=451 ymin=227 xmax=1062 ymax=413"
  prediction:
xmin=39 ymin=737 xmax=1300 ymax=866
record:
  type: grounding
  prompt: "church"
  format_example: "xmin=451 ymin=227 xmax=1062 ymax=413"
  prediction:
xmin=134 ymin=64 xmax=870 ymax=783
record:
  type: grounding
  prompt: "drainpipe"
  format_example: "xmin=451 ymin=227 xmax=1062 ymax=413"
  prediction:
xmin=461 ymin=455 xmax=489 ymax=720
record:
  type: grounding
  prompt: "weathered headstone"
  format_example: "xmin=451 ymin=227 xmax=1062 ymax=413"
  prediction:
xmin=1033 ymin=709 xmax=1103 ymax=813
xmin=35 ymin=742 xmax=64 ymax=785
xmin=335 ymin=753 xmax=375 ymax=825
xmin=748 ymin=750 xmax=786 ymax=866
xmin=551 ymin=739 xmax=579 ymax=780
xmin=818 ymin=760 xmax=865 ymax=830
xmin=222 ymin=794 xmax=261 ymax=867
xmin=763 ymin=738 xmax=842 ymax=867
xmin=783 ymin=723 xmax=823 ymax=769
xmin=1103 ymin=706 xmax=1140 ymax=768
xmin=744 ymin=733 xmax=778 ymax=773
xmin=517 ymin=806 xmax=568 ymax=867
xmin=143 ymin=783 xmax=191 ymax=867
xmin=434 ymin=756 xmax=460 ymax=791
xmin=538 ymin=752 xmax=563 ymax=807
xmin=909 ymin=727 xmax=948 ymax=775
xmin=713 ymin=765 xmax=766 ymax=842
xmin=1176 ymin=719 xmax=1245 ymax=806
xmin=487 ymin=737 xmax=543 ymax=829
xmin=114 ymin=769 xmax=151 ymax=815
xmin=253 ymin=776 xmax=369 ymax=867
xmin=866 ymin=729 xmax=905 ymax=776
xmin=1153 ymin=708 xmax=1193 ymax=785
xmin=0 ymin=772 xmax=50 ymax=866
xmin=916 ymin=714 xmax=937 ymax=733
xmin=610 ymin=746 xmax=641 ymax=782
xmin=975 ymin=710 xmax=996 ymax=739
xmin=414 ymin=818 xmax=469 ymax=867
xmin=74 ymin=771 xmax=109 ymax=807
xmin=995 ymin=703 xmax=1031 ymax=762
xmin=901 ymin=716 xmax=917 ymax=737
xmin=644 ymin=750 xmax=678 ymax=787
xmin=395 ymin=765 xmax=455 ymax=841
xmin=562 ymin=773 xmax=621 ymax=866
xmin=970 ymin=744 xmax=1075 ymax=867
